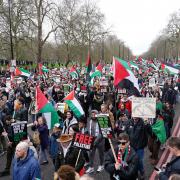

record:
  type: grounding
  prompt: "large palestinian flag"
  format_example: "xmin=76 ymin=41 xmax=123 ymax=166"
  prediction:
xmin=15 ymin=67 xmax=30 ymax=78
xmin=161 ymin=63 xmax=179 ymax=75
xmin=113 ymin=57 xmax=139 ymax=92
xmin=36 ymin=87 xmax=59 ymax=129
xmin=64 ymin=91 xmax=84 ymax=118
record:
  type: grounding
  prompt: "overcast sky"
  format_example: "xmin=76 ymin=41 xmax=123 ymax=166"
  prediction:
xmin=97 ymin=0 xmax=180 ymax=55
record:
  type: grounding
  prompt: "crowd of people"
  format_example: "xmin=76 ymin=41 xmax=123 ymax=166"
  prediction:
xmin=0 ymin=59 xmax=180 ymax=180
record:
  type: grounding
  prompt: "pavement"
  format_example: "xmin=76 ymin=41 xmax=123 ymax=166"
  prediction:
xmin=0 ymin=103 xmax=180 ymax=180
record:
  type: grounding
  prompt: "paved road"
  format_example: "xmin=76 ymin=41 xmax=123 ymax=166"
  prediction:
xmin=1 ymin=103 xmax=180 ymax=180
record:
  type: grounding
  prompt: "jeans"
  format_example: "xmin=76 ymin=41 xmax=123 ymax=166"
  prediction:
xmin=136 ymin=148 xmax=144 ymax=175
xmin=39 ymin=146 xmax=48 ymax=163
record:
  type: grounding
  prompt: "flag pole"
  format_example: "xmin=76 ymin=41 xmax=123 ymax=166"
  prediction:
xmin=108 ymin=138 xmax=118 ymax=162
xmin=75 ymin=149 xmax=82 ymax=167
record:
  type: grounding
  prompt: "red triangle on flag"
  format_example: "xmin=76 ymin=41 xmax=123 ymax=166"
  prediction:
xmin=161 ymin=64 xmax=165 ymax=70
xmin=96 ymin=63 xmax=103 ymax=72
xmin=70 ymin=66 xmax=76 ymax=73
xmin=15 ymin=67 xmax=22 ymax=76
xmin=36 ymin=86 xmax=48 ymax=111
xmin=64 ymin=90 xmax=74 ymax=101
xmin=113 ymin=57 xmax=129 ymax=86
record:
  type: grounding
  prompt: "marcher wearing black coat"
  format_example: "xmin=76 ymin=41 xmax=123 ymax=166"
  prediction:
xmin=55 ymin=144 xmax=85 ymax=173
xmin=105 ymin=146 xmax=138 ymax=180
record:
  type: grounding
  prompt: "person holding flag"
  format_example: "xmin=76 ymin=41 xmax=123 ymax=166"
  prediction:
xmin=105 ymin=133 xmax=139 ymax=180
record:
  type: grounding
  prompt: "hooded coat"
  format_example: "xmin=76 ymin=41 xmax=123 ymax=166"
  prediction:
xmin=12 ymin=149 xmax=41 ymax=180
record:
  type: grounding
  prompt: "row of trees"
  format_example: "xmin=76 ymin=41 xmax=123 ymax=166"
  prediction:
xmin=143 ymin=9 xmax=180 ymax=61
xmin=0 ymin=0 xmax=132 ymax=64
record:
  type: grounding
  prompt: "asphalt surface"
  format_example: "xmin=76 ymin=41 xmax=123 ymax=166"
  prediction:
xmin=0 ymin=103 xmax=180 ymax=180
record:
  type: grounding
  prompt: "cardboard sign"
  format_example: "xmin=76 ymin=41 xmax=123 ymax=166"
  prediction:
xmin=72 ymin=133 xmax=94 ymax=150
xmin=132 ymin=97 xmax=156 ymax=118
xmin=11 ymin=121 xmax=27 ymax=143
xmin=57 ymin=103 xmax=66 ymax=113
xmin=149 ymin=78 xmax=156 ymax=87
xmin=96 ymin=114 xmax=112 ymax=138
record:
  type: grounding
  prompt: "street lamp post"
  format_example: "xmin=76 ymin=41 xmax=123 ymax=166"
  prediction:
xmin=8 ymin=0 xmax=14 ymax=60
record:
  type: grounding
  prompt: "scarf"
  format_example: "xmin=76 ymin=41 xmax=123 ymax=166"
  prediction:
xmin=117 ymin=145 xmax=131 ymax=167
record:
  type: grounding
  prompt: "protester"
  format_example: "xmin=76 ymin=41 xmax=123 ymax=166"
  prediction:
xmin=33 ymin=116 xmax=49 ymax=165
xmin=105 ymin=133 xmax=139 ymax=180
xmin=12 ymin=141 xmax=41 ymax=180
xmin=49 ymin=123 xmax=62 ymax=166
xmin=86 ymin=110 xmax=105 ymax=173
xmin=62 ymin=110 xmax=78 ymax=135
xmin=54 ymin=165 xmax=80 ymax=180
xmin=55 ymin=134 xmax=85 ymax=173
xmin=157 ymin=137 xmax=180 ymax=180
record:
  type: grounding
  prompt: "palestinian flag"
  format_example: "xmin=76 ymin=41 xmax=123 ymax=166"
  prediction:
xmin=90 ymin=63 xmax=102 ymax=85
xmin=38 ymin=63 xmax=49 ymax=75
xmin=15 ymin=67 xmax=30 ymax=78
xmin=36 ymin=87 xmax=59 ymax=129
xmin=64 ymin=91 xmax=84 ymax=118
xmin=70 ymin=66 xmax=78 ymax=79
xmin=151 ymin=119 xmax=166 ymax=144
xmin=129 ymin=61 xmax=139 ymax=70
xmin=161 ymin=63 xmax=179 ymax=75
xmin=113 ymin=57 xmax=139 ymax=91
xmin=86 ymin=52 xmax=92 ymax=73
xmin=148 ymin=60 xmax=158 ymax=70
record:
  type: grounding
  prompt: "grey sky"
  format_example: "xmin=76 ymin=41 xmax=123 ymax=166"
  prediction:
xmin=98 ymin=0 xmax=180 ymax=55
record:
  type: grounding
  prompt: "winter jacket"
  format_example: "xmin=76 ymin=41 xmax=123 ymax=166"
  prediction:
xmin=49 ymin=131 xmax=61 ymax=159
xmin=14 ymin=107 xmax=28 ymax=122
xmin=159 ymin=156 xmax=180 ymax=180
xmin=37 ymin=124 xmax=49 ymax=150
xmin=127 ymin=119 xmax=151 ymax=150
xmin=12 ymin=149 xmax=41 ymax=180
xmin=105 ymin=146 xmax=138 ymax=180
xmin=55 ymin=144 xmax=85 ymax=173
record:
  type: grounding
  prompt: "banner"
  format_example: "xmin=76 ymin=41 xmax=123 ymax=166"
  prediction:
xmin=132 ymin=97 xmax=156 ymax=118
xmin=96 ymin=114 xmax=113 ymax=138
xmin=11 ymin=121 xmax=27 ymax=143
xmin=72 ymin=133 xmax=94 ymax=150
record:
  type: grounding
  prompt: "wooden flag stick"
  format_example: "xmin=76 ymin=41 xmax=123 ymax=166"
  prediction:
xmin=108 ymin=138 xmax=118 ymax=163
xmin=75 ymin=149 xmax=82 ymax=167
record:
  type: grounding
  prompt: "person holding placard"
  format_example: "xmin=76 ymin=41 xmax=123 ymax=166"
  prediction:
xmin=105 ymin=133 xmax=138 ymax=180
xmin=55 ymin=134 xmax=85 ymax=173
xmin=86 ymin=110 xmax=105 ymax=174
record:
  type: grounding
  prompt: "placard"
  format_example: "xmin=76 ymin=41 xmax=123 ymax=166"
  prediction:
xmin=57 ymin=103 xmax=66 ymax=113
xmin=118 ymin=88 xmax=127 ymax=94
xmin=11 ymin=121 xmax=27 ymax=143
xmin=72 ymin=133 xmax=94 ymax=150
xmin=149 ymin=78 xmax=156 ymax=87
xmin=132 ymin=97 xmax=156 ymax=118
xmin=63 ymin=84 xmax=70 ymax=93
xmin=100 ymin=80 xmax=108 ymax=86
xmin=100 ymin=86 xmax=107 ymax=93
xmin=96 ymin=114 xmax=112 ymax=138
